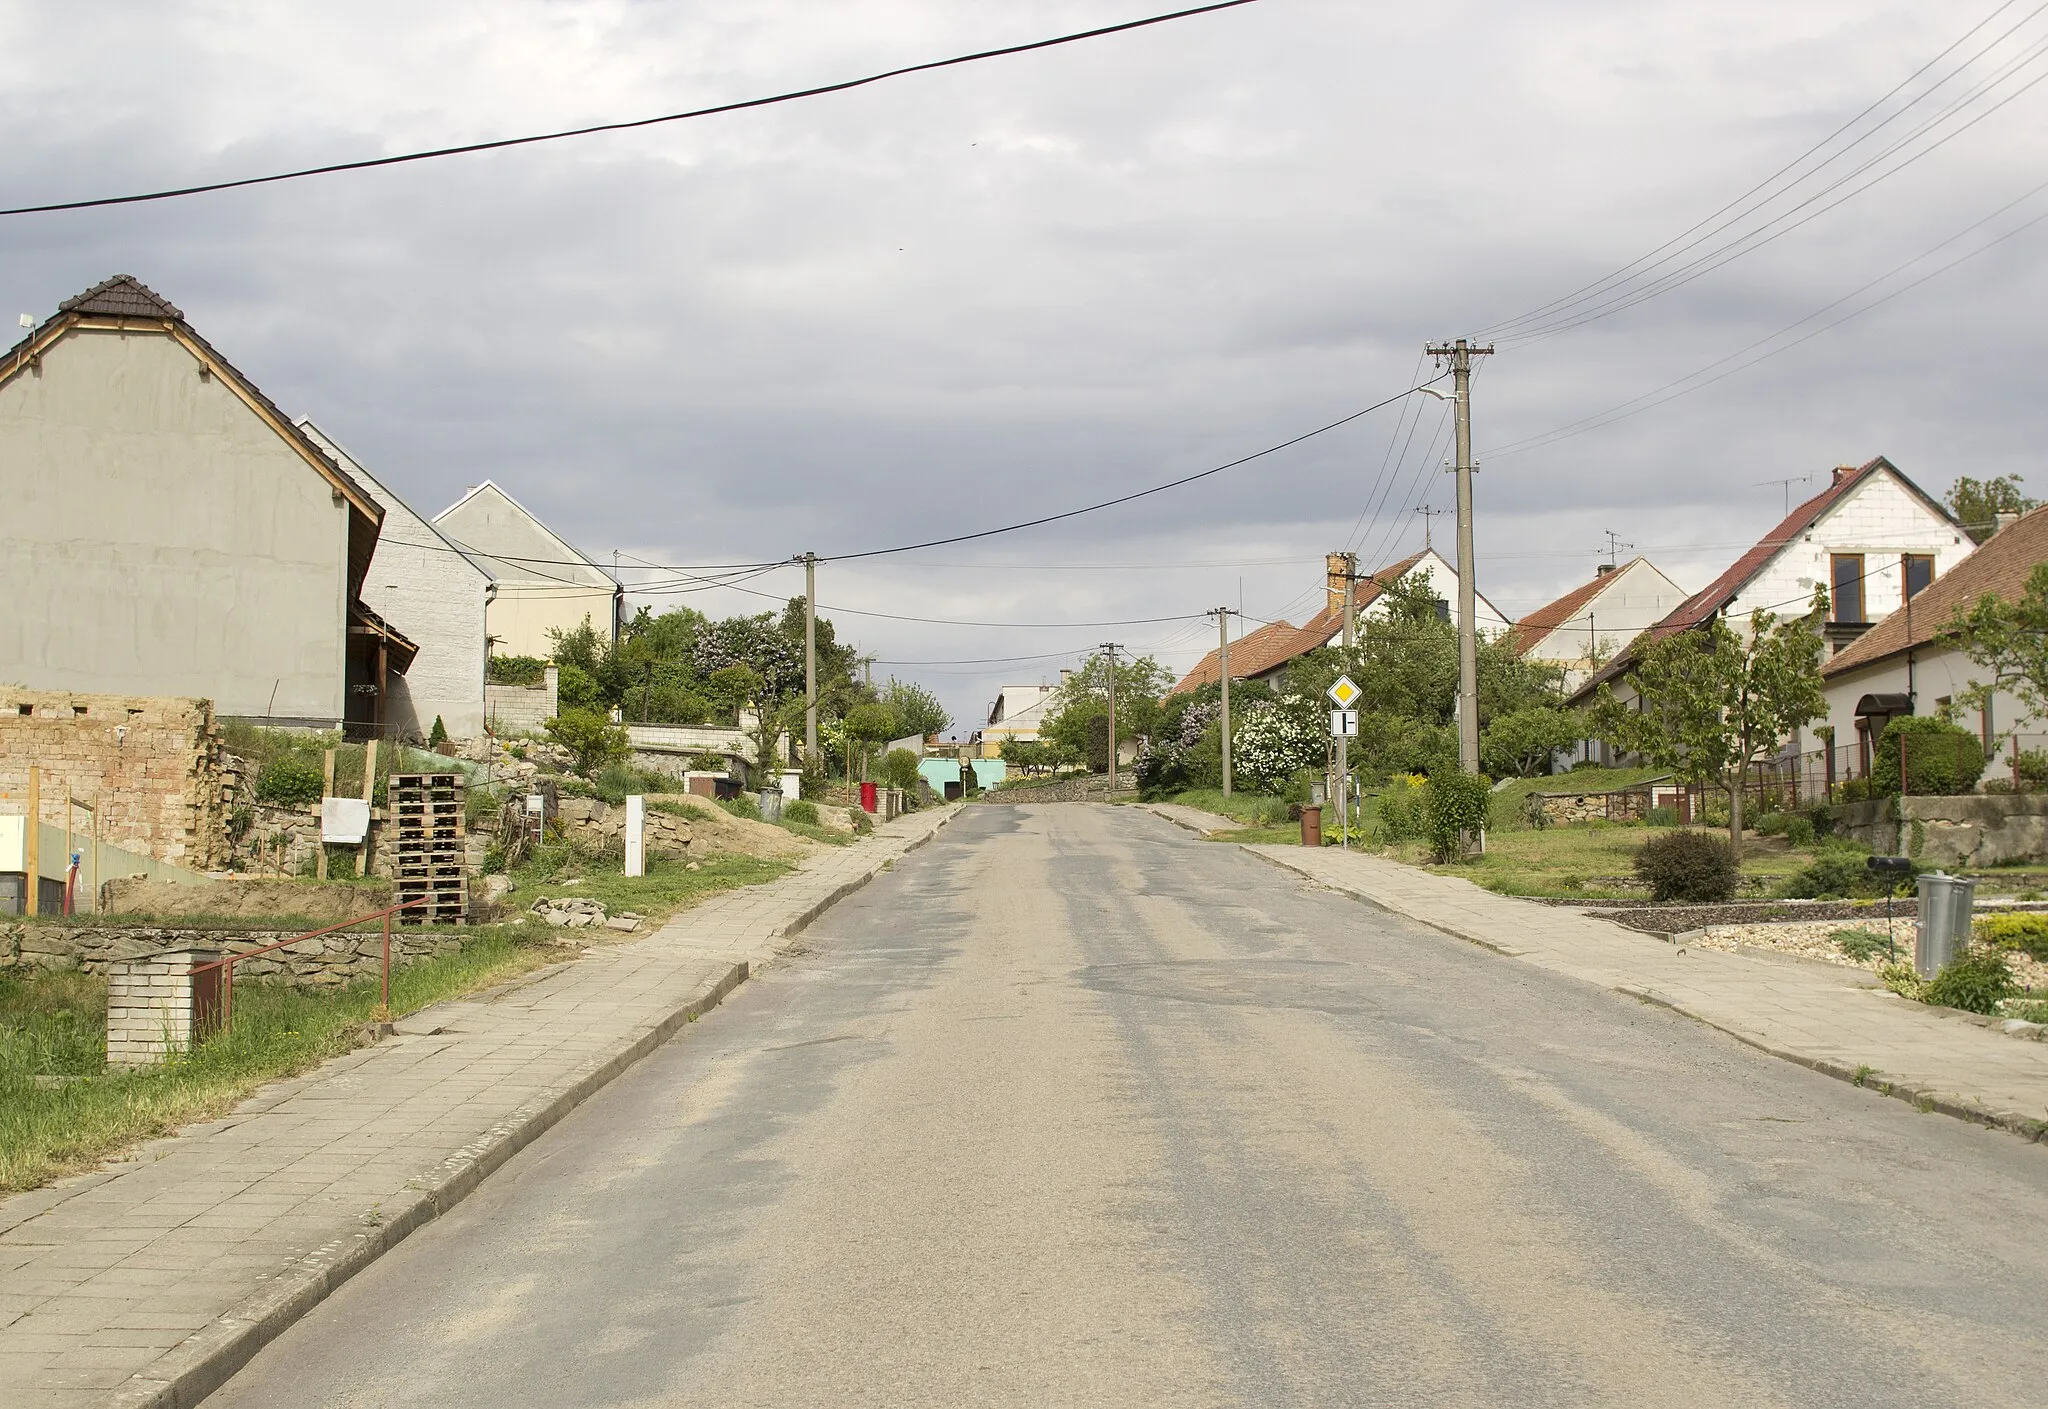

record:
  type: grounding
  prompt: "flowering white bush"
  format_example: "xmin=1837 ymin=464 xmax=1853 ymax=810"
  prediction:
xmin=1232 ymin=696 xmax=1325 ymax=793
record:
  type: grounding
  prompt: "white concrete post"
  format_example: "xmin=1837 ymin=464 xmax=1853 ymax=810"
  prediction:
xmin=624 ymin=795 xmax=646 ymax=878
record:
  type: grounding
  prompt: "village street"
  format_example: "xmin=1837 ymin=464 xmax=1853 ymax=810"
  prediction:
xmin=208 ymin=805 xmax=2048 ymax=1408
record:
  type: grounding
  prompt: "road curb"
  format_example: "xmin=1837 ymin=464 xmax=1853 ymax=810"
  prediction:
xmin=112 ymin=810 xmax=954 ymax=1409
xmin=1241 ymin=844 xmax=2046 ymax=1147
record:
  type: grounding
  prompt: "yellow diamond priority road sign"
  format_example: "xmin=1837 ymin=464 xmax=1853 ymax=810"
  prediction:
xmin=1327 ymin=674 xmax=1362 ymax=710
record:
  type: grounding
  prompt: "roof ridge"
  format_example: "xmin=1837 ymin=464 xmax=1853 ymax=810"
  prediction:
xmin=57 ymin=274 xmax=183 ymax=321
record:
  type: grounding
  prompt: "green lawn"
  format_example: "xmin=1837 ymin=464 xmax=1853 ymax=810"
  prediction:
xmin=1389 ymin=825 xmax=1814 ymax=898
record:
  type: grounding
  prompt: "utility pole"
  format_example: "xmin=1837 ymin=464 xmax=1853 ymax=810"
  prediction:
xmin=806 ymin=552 xmax=823 ymax=770
xmin=1212 ymin=608 xmax=1234 ymax=797
xmin=1337 ymin=550 xmax=1359 ymax=654
xmin=1426 ymin=337 xmax=1493 ymax=776
xmin=1101 ymin=642 xmax=1121 ymax=795
xmin=1416 ymin=505 xmax=1448 ymax=551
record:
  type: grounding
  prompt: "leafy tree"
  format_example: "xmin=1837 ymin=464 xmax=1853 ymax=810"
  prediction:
xmin=1042 ymin=655 xmax=1171 ymax=764
xmin=1480 ymin=707 xmax=1583 ymax=778
xmin=1591 ymin=595 xmax=1827 ymax=854
xmin=544 ymin=707 xmax=630 ymax=777
xmin=692 ymin=613 xmax=804 ymax=700
xmin=881 ymin=747 xmax=923 ymax=793
xmin=842 ymin=702 xmax=897 ymax=781
xmin=555 ymin=662 xmax=601 ymax=711
xmin=1943 ymin=561 xmax=2048 ymax=745
xmin=705 ymin=665 xmax=764 ymax=718
xmin=1232 ymin=694 xmax=1326 ymax=793
xmin=880 ymin=679 xmax=951 ymax=741
xmin=1946 ymin=474 xmax=2035 ymax=544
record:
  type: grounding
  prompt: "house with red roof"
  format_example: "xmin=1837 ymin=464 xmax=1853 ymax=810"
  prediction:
xmin=1168 ymin=549 xmax=1511 ymax=696
xmin=1510 ymin=557 xmax=1688 ymax=690
xmin=1820 ymin=504 xmax=2048 ymax=786
xmin=1568 ymin=456 xmax=1973 ymax=767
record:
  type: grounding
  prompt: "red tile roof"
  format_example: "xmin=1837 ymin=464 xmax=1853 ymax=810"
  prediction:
xmin=1509 ymin=562 xmax=1637 ymax=657
xmin=1823 ymin=503 xmax=2048 ymax=677
xmin=1169 ymin=618 xmax=1326 ymax=695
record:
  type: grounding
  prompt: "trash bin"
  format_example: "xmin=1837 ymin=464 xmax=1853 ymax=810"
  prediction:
xmin=1300 ymin=805 xmax=1323 ymax=848
xmin=1915 ymin=871 xmax=1977 ymax=978
xmin=860 ymin=781 xmax=878 ymax=813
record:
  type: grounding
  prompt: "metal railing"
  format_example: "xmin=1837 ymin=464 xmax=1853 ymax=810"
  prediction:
xmin=190 ymin=897 xmax=430 ymax=1029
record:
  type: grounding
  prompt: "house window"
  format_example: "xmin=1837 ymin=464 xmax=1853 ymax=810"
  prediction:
xmin=1831 ymin=554 xmax=1865 ymax=623
xmin=1903 ymin=553 xmax=1935 ymax=601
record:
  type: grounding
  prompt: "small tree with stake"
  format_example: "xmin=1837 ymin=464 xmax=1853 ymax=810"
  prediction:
xmin=1591 ymin=592 xmax=1827 ymax=857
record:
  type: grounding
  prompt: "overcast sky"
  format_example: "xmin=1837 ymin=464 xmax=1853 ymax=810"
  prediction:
xmin=7 ymin=1 xmax=2046 ymax=730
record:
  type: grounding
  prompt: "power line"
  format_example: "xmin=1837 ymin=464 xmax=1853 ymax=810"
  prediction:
xmin=0 ymin=1 xmax=1265 ymax=217
xmin=1477 ymin=0 xmax=2048 ymax=343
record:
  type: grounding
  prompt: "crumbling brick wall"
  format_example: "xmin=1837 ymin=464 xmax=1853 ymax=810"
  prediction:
xmin=0 ymin=690 xmax=230 ymax=869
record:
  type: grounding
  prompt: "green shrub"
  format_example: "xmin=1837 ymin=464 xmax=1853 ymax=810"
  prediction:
xmin=486 ymin=655 xmax=547 ymax=686
xmin=1633 ymin=829 xmax=1740 ymax=902
xmin=1646 ymin=805 xmax=1678 ymax=827
xmin=428 ymin=715 xmax=449 ymax=748
xmin=555 ymin=663 xmax=601 ymax=711
xmin=1784 ymin=816 xmax=1816 ymax=847
xmin=1805 ymin=805 xmax=1836 ymax=839
xmin=1872 ymin=716 xmax=1986 ymax=796
xmin=544 ymin=708 xmax=629 ymax=777
xmin=784 ymin=799 xmax=820 ymax=825
xmin=1975 ymin=911 xmax=2048 ymax=961
xmin=1755 ymin=811 xmax=1788 ymax=837
xmin=1375 ymin=781 xmax=1425 ymax=844
xmin=1423 ymin=772 xmax=1492 ymax=862
xmin=590 ymin=763 xmax=683 ymax=804
xmin=1921 ymin=947 xmax=2018 ymax=1014
xmin=721 ymin=794 xmax=761 ymax=821
xmin=882 ymin=748 xmax=922 ymax=793
xmin=1831 ymin=928 xmax=1892 ymax=962
xmin=848 ymin=806 xmax=873 ymax=835
xmin=2016 ymin=749 xmax=2048 ymax=790
xmin=1776 ymin=851 xmax=1896 ymax=900
xmin=254 ymin=754 xmax=325 ymax=807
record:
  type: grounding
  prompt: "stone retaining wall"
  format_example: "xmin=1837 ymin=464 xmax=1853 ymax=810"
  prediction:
xmin=1834 ymin=794 xmax=2048 ymax=867
xmin=555 ymin=796 xmax=701 ymax=856
xmin=981 ymin=776 xmax=1128 ymax=804
xmin=1 ymin=922 xmax=466 ymax=983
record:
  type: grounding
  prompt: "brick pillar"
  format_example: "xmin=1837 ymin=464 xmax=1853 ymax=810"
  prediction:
xmin=105 ymin=949 xmax=221 ymax=1068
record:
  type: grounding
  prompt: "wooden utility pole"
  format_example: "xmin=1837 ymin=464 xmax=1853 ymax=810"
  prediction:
xmin=801 ymin=552 xmax=818 ymax=763
xmin=316 ymin=748 xmax=336 ymax=880
xmin=1338 ymin=550 xmax=1359 ymax=654
xmin=1425 ymin=338 xmax=1494 ymax=775
xmin=1213 ymin=608 xmax=1234 ymax=797
xmin=1101 ymin=643 xmax=1121 ymax=795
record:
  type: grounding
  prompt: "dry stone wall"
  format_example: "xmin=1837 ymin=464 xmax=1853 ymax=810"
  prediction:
xmin=2 ymin=920 xmax=466 ymax=983
xmin=0 ymin=689 xmax=230 ymax=869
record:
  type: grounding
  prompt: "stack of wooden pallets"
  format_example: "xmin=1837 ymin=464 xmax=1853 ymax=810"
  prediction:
xmin=389 ymin=773 xmax=467 ymax=925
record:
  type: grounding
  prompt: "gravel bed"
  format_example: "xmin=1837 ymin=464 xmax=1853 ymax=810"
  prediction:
xmin=1591 ymin=898 xmax=2048 ymax=936
xmin=1687 ymin=918 xmax=2048 ymax=990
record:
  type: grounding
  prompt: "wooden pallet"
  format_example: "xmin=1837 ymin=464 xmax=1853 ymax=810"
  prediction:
xmin=389 ymin=775 xmax=468 ymax=924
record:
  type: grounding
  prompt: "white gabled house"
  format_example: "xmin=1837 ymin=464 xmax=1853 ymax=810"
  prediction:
xmin=297 ymin=421 xmax=493 ymax=740
xmin=432 ymin=481 xmax=622 ymax=660
xmin=1510 ymin=557 xmax=1689 ymax=691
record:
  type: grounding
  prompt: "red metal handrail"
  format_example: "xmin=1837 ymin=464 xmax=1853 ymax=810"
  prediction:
xmin=190 ymin=897 xmax=430 ymax=1029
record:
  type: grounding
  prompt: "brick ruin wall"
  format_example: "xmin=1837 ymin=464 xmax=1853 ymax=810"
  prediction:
xmin=0 ymin=690 xmax=231 ymax=870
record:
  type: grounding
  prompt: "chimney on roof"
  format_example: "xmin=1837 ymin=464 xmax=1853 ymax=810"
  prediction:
xmin=1997 ymin=510 xmax=2021 ymax=535
xmin=1832 ymin=464 xmax=1857 ymax=485
xmin=1595 ymin=562 xmax=1616 ymax=576
xmin=1325 ymin=551 xmax=1355 ymax=615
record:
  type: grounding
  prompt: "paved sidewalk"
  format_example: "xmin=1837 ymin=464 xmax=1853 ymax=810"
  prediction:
xmin=0 ymin=806 xmax=953 ymax=1409
xmin=1245 ymin=843 xmax=2048 ymax=1142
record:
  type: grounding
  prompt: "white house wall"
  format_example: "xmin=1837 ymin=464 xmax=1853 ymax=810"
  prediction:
xmin=1523 ymin=560 xmax=1689 ymax=680
xmin=1353 ymin=551 xmax=1512 ymax=636
xmin=433 ymin=482 xmax=618 ymax=658
xmin=1727 ymin=472 xmax=1971 ymax=630
xmin=301 ymin=424 xmax=490 ymax=739
xmin=485 ymin=582 xmax=619 ymax=661
xmin=1822 ymin=647 xmax=2029 ymax=784
xmin=0 ymin=329 xmax=349 ymax=722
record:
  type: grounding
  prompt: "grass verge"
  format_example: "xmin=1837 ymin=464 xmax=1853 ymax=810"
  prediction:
xmin=509 ymin=847 xmax=794 ymax=922
xmin=0 ymin=926 xmax=568 ymax=1194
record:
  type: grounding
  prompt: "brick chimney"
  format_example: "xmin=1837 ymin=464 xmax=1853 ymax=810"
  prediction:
xmin=1832 ymin=464 xmax=1858 ymax=485
xmin=1325 ymin=551 xmax=1355 ymax=615
xmin=1595 ymin=562 xmax=1616 ymax=576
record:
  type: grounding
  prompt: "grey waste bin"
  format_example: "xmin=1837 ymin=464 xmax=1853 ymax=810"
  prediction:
xmin=1914 ymin=872 xmax=1977 ymax=978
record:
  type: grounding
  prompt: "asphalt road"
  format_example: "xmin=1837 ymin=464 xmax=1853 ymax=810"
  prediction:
xmin=209 ymin=804 xmax=2048 ymax=1408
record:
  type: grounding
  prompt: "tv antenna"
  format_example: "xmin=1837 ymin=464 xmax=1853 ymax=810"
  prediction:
xmin=1753 ymin=473 xmax=1813 ymax=516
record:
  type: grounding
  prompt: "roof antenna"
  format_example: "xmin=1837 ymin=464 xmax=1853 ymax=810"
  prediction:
xmin=1752 ymin=473 xmax=1812 ymax=517
xmin=1602 ymin=529 xmax=1632 ymax=569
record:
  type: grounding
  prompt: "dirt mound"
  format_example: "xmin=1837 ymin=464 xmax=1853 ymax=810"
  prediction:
xmin=664 ymin=802 xmax=815 ymax=860
xmin=103 ymin=876 xmax=395 ymax=922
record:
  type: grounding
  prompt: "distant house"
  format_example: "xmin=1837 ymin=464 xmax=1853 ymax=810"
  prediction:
xmin=979 ymin=683 xmax=1059 ymax=757
xmin=1820 ymin=505 xmax=2048 ymax=786
xmin=0 ymin=275 xmax=416 ymax=730
xmin=1569 ymin=456 xmax=1973 ymax=769
xmin=1510 ymin=558 xmax=1689 ymax=690
xmin=433 ymin=481 xmax=622 ymax=659
xmin=1168 ymin=549 xmax=1511 ymax=696
xmin=297 ymin=421 xmax=492 ymax=739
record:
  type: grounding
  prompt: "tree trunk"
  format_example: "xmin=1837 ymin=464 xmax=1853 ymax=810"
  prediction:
xmin=1727 ymin=765 xmax=1746 ymax=859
